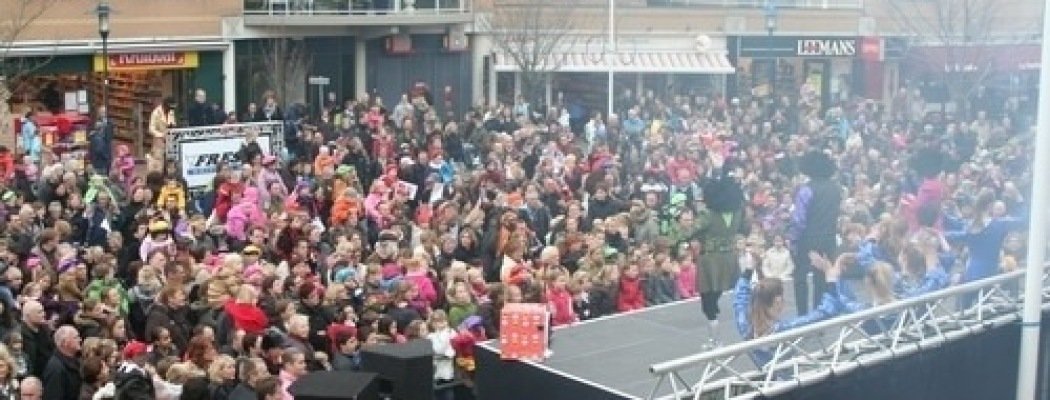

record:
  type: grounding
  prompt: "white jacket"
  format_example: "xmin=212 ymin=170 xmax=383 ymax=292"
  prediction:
xmin=428 ymin=327 xmax=457 ymax=381
xmin=762 ymin=246 xmax=795 ymax=280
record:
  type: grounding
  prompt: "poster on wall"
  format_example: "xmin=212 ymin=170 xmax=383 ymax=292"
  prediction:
xmin=179 ymin=135 xmax=271 ymax=189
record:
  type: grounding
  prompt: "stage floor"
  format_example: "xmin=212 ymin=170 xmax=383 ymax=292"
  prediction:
xmin=480 ymin=285 xmax=809 ymax=399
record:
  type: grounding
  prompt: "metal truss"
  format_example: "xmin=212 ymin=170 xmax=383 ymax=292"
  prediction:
xmin=165 ymin=121 xmax=286 ymax=161
xmin=647 ymin=268 xmax=1045 ymax=400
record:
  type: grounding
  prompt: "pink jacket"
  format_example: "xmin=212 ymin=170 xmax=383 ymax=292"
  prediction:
xmin=677 ymin=262 xmax=698 ymax=299
xmin=405 ymin=270 xmax=437 ymax=307
xmin=226 ymin=187 xmax=266 ymax=241
xmin=256 ymin=168 xmax=286 ymax=203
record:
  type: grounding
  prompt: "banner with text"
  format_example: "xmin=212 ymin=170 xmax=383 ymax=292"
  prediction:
xmin=179 ymin=135 xmax=271 ymax=189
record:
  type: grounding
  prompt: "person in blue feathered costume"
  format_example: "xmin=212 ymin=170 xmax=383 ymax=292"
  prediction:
xmin=945 ymin=186 xmax=1027 ymax=283
xmin=734 ymin=250 xmax=846 ymax=370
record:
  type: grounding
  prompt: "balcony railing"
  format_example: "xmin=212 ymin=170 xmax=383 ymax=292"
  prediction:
xmin=244 ymin=0 xmax=470 ymax=16
xmin=647 ymin=0 xmax=862 ymax=9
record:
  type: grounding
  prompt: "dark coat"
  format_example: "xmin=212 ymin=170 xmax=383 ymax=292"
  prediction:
xmin=41 ymin=352 xmax=81 ymax=400
xmin=20 ymin=322 xmax=53 ymax=377
xmin=144 ymin=303 xmax=190 ymax=351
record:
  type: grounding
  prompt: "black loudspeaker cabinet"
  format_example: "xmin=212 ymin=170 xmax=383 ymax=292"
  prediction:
xmin=360 ymin=339 xmax=435 ymax=400
xmin=289 ymin=370 xmax=381 ymax=400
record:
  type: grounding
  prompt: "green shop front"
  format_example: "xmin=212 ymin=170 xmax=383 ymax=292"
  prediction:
xmin=6 ymin=48 xmax=225 ymax=146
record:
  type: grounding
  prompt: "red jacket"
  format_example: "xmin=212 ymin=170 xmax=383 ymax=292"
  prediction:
xmin=617 ymin=275 xmax=645 ymax=312
xmin=214 ymin=181 xmax=244 ymax=222
xmin=547 ymin=287 xmax=577 ymax=326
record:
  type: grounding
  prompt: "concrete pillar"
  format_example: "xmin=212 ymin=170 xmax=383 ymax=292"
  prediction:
xmin=471 ymin=34 xmax=490 ymax=107
xmin=223 ymin=41 xmax=237 ymax=113
xmin=513 ymin=71 xmax=521 ymax=100
xmin=544 ymin=74 xmax=552 ymax=109
xmin=488 ymin=70 xmax=498 ymax=107
xmin=354 ymin=37 xmax=367 ymax=100
xmin=636 ymin=72 xmax=643 ymax=97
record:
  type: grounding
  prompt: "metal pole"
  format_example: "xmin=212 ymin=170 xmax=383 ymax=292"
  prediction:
xmin=1015 ymin=3 xmax=1050 ymax=399
xmin=102 ymin=33 xmax=109 ymax=118
xmin=606 ymin=0 xmax=615 ymax=118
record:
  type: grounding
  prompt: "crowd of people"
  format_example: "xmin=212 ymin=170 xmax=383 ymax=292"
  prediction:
xmin=0 ymin=76 xmax=1034 ymax=400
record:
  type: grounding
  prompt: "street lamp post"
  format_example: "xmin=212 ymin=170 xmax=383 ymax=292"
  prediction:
xmin=606 ymin=0 xmax=616 ymax=118
xmin=96 ymin=0 xmax=111 ymax=116
xmin=764 ymin=0 xmax=778 ymax=99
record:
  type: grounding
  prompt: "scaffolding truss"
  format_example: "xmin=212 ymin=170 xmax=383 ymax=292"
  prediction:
xmin=647 ymin=268 xmax=1047 ymax=400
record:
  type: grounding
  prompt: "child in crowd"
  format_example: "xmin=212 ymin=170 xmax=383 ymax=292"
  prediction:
xmin=545 ymin=269 xmax=577 ymax=326
xmin=676 ymin=243 xmax=699 ymax=299
xmin=617 ymin=263 xmax=645 ymax=312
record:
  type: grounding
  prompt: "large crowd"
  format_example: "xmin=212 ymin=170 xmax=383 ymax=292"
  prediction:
xmin=0 ymin=77 xmax=1034 ymax=400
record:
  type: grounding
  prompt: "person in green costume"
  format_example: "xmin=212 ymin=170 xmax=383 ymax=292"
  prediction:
xmin=695 ymin=161 xmax=746 ymax=345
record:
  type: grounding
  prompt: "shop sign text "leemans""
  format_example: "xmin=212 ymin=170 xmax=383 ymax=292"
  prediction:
xmin=797 ymin=39 xmax=857 ymax=57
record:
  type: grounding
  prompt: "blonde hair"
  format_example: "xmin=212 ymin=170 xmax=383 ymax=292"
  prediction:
xmin=166 ymin=362 xmax=205 ymax=384
xmin=0 ymin=345 xmax=16 ymax=381
xmin=208 ymin=355 xmax=236 ymax=383
xmin=429 ymin=309 xmax=449 ymax=329
xmin=867 ymin=262 xmax=897 ymax=306
xmin=222 ymin=254 xmax=244 ymax=272
xmin=137 ymin=266 xmax=162 ymax=289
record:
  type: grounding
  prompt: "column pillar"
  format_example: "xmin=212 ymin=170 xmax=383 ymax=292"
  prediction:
xmin=513 ymin=71 xmax=521 ymax=100
xmin=354 ymin=37 xmax=367 ymax=99
xmin=636 ymin=72 xmax=643 ymax=97
xmin=544 ymin=74 xmax=552 ymax=110
xmin=471 ymin=34 xmax=489 ymax=107
xmin=488 ymin=71 xmax=498 ymax=108
xmin=223 ymin=40 xmax=237 ymax=113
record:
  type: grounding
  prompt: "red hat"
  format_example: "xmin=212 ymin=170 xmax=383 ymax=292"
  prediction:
xmin=122 ymin=340 xmax=149 ymax=360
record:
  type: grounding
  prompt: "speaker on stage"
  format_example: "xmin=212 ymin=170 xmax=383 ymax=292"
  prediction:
xmin=288 ymin=371 xmax=380 ymax=400
xmin=360 ymin=339 xmax=435 ymax=400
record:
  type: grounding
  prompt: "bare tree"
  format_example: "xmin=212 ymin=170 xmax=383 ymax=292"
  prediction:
xmin=255 ymin=38 xmax=313 ymax=110
xmin=486 ymin=0 xmax=586 ymax=107
xmin=0 ymin=0 xmax=59 ymax=148
xmin=886 ymin=0 xmax=1035 ymax=115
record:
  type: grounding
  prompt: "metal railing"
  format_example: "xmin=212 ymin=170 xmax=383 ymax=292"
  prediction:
xmin=646 ymin=0 xmax=862 ymax=9
xmin=647 ymin=267 xmax=1046 ymax=400
xmin=244 ymin=0 xmax=470 ymax=16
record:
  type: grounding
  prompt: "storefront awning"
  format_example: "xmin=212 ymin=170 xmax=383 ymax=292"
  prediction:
xmin=905 ymin=44 xmax=1041 ymax=74
xmin=2 ymin=38 xmax=229 ymax=58
xmin=493 ymin=51 xmax=735 ymax=74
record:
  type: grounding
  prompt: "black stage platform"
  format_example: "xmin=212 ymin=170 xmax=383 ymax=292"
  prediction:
xmin=475 ymin=296 xmax=744 ymax=400
xmin=475 ymin=284 xmax=809 ymax=400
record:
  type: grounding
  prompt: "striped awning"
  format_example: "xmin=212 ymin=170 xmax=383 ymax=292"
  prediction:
xmin=493 ymin=51 xmax=735 ymax=74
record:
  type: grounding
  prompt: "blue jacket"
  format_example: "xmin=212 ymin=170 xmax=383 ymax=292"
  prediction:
xmin=946 ymin=212 xmax=1026 ymax=282
xmin=895 ymin=267 xmax=950 ymax=299
xmin=734 ymin=271 xmax=842 ymax=370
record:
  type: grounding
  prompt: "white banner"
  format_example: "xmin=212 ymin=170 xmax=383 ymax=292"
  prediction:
xmin=179 ymin=136 xmax=271 ymax=189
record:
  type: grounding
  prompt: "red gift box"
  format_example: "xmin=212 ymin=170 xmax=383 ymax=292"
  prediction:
xmin=499 ymin=303 xmax=549 ymax=362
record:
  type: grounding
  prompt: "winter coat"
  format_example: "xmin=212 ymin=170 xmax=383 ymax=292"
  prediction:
xmin=41 ymin=352 xmax=81 ymax=400
xmin=144 ymin=303 xmax=190 ymax=351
